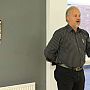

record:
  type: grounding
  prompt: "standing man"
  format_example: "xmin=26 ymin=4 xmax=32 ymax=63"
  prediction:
xmin=44 ymin=6 xmax=90 ymax=90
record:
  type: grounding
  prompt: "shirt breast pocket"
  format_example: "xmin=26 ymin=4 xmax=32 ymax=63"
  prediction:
xmin=81 ymin=38 xmax=86 ymax=51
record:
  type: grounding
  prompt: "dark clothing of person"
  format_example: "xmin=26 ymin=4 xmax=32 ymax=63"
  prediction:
xmin=44 ymin=24 xmax=90 ymax=67
xmin=44 ymin=24 xmax=90 ymax=90
xmin=54 ymin=65 xmax=85 ymax=90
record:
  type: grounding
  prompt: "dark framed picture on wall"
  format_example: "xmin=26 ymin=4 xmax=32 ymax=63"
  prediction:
xmin=0 ymin=20 xmax=2 ymax=41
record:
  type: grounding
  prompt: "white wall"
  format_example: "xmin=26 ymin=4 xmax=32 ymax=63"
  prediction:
xmin=46 ymin=0 xmax=67 ymax=90
xmin=46 ymin=0 xmax=67 ymax=43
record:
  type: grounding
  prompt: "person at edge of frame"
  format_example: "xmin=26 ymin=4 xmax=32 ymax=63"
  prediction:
xmin=44 ymin=6 xmax=90 ymax=90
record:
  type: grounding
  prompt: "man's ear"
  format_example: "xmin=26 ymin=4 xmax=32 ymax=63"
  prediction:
xmin=66 ymin=16 xmax=69 ymax=22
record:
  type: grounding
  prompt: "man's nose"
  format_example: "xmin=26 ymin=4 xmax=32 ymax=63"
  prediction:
xmin=77 ymin=16 xmax=80 ymax=19
xmin=77 ymin=17 xmax=80 ymax=20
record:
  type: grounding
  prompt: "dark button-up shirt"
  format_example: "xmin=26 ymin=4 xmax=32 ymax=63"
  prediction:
xmin=44 ymin=24 xmax=90 ymax=67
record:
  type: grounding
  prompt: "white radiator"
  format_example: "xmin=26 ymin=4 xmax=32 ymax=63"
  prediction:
xmin=0 ymin=82 xmax=35 ymax=90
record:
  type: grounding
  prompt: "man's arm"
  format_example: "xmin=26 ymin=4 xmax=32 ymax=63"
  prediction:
xmin=86 ymin=36 xmax=90 ymax=57
xmin=44 ymin=30 xmax=61 ymax=63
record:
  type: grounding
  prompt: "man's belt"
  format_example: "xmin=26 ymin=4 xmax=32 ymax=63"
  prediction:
xmin=59 ymin=64 xmax=83 ymax=71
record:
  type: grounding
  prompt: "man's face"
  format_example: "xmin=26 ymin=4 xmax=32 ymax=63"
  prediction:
xmin=67 ymin=8 xmax=81 ymax=29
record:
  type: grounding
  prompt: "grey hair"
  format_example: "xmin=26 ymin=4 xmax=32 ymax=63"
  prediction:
xmin=66 ymin=6 xmax=79 ymax=22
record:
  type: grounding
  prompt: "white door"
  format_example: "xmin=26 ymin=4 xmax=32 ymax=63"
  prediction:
xmin=46 ymin=0 xmax=67 ymax=90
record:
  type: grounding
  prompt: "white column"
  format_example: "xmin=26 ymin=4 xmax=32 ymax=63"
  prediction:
xmin=46 ymin=0 xmax=67 ymax=90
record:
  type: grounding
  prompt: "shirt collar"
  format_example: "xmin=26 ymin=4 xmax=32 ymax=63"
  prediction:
xmin=66 ymin=24 xmax=81 ymax=33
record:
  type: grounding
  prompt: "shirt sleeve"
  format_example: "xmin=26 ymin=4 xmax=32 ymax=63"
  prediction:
xmin=86 ymin=35 xmax=90 ymax=57
xmin=44 ymin=30 xmax=61 ymax=63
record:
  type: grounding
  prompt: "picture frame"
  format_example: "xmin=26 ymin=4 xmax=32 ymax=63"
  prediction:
xmin=0 ymin=20 xmax=2 ymax=41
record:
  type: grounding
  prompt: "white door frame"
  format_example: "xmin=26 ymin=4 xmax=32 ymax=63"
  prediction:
xmin=46 ymin=0 xmax=67 ymax=90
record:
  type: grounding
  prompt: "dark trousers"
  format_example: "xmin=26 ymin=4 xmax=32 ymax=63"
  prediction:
xmin=54 ymin=65 xmax=85 ymax=90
